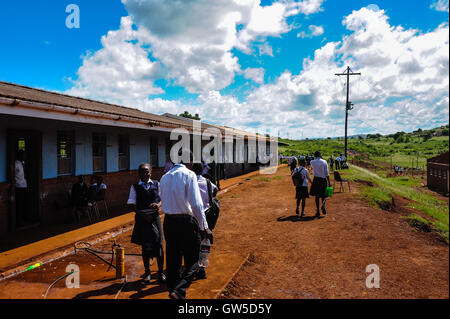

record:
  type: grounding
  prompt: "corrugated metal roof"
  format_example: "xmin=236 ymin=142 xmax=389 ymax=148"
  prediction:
xmin=0 ymin=81 xmax=191 ymax=129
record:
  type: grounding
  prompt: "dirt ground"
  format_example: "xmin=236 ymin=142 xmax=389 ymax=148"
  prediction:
xmin=216 ymin=165 xmax=448 ymax=299
xmin=0 ymin=165 xmax=448 ymax=299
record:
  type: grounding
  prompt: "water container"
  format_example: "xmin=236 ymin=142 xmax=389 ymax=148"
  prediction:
xmin=198 ymin=238 xmax=211 ymax=268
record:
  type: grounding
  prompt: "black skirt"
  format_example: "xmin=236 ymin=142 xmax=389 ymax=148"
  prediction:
xmin=131 ymin=212 xmax=163 ymax=258
xmin=295 ymin=186 xmax=309 ymax=199
xmin=310 ymin=177 xmax=327 ymax=197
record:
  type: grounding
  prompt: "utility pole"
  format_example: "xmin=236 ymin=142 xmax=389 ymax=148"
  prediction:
xmin=335 ymin=66 xmax=361 ymax=159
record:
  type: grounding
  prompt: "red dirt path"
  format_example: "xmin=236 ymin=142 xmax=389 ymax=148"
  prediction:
xmin=217 ymin=166 xmax=448 ymax=299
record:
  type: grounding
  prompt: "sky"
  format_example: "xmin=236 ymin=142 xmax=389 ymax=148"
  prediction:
xmin=0 ymin=0 xmax=448 ymax=139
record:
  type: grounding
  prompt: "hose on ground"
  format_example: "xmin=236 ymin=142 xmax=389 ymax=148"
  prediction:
xmin=43 ymin=270 xmax=76 ymax=299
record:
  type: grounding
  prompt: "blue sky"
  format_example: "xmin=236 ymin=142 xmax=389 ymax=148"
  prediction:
xmin=0 ymin=0 xmax=448 ymax=138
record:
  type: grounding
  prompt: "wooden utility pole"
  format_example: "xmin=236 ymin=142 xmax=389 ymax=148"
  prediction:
xmin=335 ymin=66 xmax=361 ymax=159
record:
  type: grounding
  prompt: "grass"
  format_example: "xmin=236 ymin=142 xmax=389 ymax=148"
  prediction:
xmin=278 ymin=124 xmax=449 ymax=169
xmin=341 ymin=165 xmax=449 ymax=241
xmin=361 ymin=186 xmax=393 ymax=210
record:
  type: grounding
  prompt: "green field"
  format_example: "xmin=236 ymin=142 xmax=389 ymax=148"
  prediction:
xmin=279 ymin=125 xmax=449 ymax=169
xmin=341 ymin=166 xmax=449 ymax=241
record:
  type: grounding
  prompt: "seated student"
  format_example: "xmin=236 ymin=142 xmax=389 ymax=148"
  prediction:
xmin=70 ymin=175 xmax=88 ymax=222
xmin=292 ymin=159 xmax=312 ymax=217
xmin=128 ymin=163 xmax=166 ymax=284
xmin=87 ymin=175 xmax=107 ymax=206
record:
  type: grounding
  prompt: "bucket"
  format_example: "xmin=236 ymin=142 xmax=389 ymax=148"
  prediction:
xmin=325 ymin=187 xmax=333 ymax=197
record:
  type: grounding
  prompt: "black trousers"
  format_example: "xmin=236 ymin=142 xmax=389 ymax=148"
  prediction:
xmin=15 ymin=187 xmax=28 ymax=225
xmin=163 ymin=215 xmax=201 ymax=298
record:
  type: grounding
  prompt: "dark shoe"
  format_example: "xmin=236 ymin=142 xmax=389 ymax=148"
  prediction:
xmin=158 ymin=272 xmax=167 ymax=283
xmin=295 ymin=208 xmax=299 ymax=215
xmin=195 ymin=268 xmax=207 ymax=280
xmin=322 ymin=208 xmax=327 ymax=215
xmin=169 ymin=290 xmax=185 ymax=300
xmin=300 ymin=211 xmax=305 ymax=217
xmin=315 ymin=212 xmax=320 ymax=218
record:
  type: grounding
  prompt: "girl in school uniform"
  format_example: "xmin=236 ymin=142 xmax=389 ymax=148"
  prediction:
xmin=293 ymin=158 xmax=312 ymax=217
xmin=127 ymin=163 xmax=166 ymax=284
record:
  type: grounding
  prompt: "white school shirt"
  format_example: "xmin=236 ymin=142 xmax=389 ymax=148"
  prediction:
xmin=202 ymin=162 xmax=211 ymax=176
xmin=14 ymin=160 xmax=27 ymax=188
xmin=311 ymin=158 xmax=330 ymax=178
xmin=160 ymin=164 xmax=208 ymax=231
xmin=293 ymin=166 xmax=312 ymax=187
xmin=127 ymin=179 xmax=156 ymax=205
xmin=197 ymin=175 xmax=218 ymax=211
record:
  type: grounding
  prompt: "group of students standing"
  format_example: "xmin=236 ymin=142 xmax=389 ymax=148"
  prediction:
xmin=329 ymin=154 xmax=347 ymax=170
xmin=127 ymin=160 xmax=217 ymax=300
xmin=290 ymin=151 xmax=331 ymax=218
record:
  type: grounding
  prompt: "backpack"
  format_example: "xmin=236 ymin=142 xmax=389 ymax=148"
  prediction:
xmin=205 ymin=179 xmax=220 ymax=230
xmin=292 ymin=167 xmax=305 ymax=187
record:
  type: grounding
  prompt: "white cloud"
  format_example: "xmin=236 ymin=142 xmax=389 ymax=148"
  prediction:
xmin=66 ymin=17 xmax=164 ymax=104
xmin=193 ymin=8 xmax=449 ymax=138
xmin=66 ymin=4 xmax=449 ymax=140
xmin=242 ymin=67 xmax=265 ymax=83
xmin=297 ymin=25 xmax=324 ymax=38
xmin=431 ymin=0 xmax=449 ymax=12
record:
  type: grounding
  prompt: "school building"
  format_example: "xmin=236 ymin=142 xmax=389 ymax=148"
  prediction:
xmin=427 ymin=151 xmax=449 ymax=195
xmin=0 ymin=81 xmax=273 ymax=235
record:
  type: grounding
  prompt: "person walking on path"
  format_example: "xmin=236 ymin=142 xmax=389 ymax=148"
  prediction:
xmin=192 ymin=163 xmax=218 ymax=280
xmin=289 ymin=155 xmax=297 ymax=174
xmin=127 ymin=163 xmax=166 ymax=284
xmin=160 ymin=161 xmax=213 ymax=300
xmin=310 ymin=151 xmax=331 ymax=218
xmin=292 ymin=158 xmax=312 ymax=217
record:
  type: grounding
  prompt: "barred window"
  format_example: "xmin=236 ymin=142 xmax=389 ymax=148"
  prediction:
xmin=57 ymin=131 xmax=75 ymax=176
xmin=150 ymin=136 xmax=159 ymax=167
xmin=93 ymin=133 xmax=106 ymax=173
xmin=118 ymin=135 xmax=129 ymax=171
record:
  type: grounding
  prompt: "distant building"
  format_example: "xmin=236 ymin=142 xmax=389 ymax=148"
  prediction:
xmin=427 ymin=151 xmax=449 ymax=195
xmin=0 ymin=81 xmax=273 ymax=235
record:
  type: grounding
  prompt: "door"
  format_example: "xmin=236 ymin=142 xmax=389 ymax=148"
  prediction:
xmin=7 ymin=129 xmax=42 ymax=231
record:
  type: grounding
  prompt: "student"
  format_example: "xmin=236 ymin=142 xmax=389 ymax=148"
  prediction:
xmin=192 ymin=163 xmax=218 ymax=280
xmin=160 ymin=159 xmax=213 ymax=300
xmin=14 ymin=150 xmax=28 ymax=227
xmin=87 ymin=175 xmax=107 ymax=207
xmin=335 ymin=156 xmax=341 ymax=170
xmin=329 ymin=155 xmax=334 ymax=170
xmin=292 ymin=159 xmax=312 ymax=217
xmin=306 ymin=154 xmax=312 ymax=168
xmin=310 ymin=151 xmax=331 ymax=218
xmin=127 ymin=163 xmax=166 ymax=284
xmin=70 ymin=175 xmax=88 ymax=222
xmin=289 ymin=155 xmax=297 ymax=174
xmin=164 ymin=159 xmax=174 ymax=174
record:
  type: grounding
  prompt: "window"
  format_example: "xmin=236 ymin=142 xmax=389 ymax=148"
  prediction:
xmin=150 ymin=136 xmax=159 ymax=167
xmin=57 ymin=131 xmax=75 ymax=176
xmin=92 ymin=133 xmax=106 ymax=173
xmin=118 ymin=135 xmax=129 ymax=171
